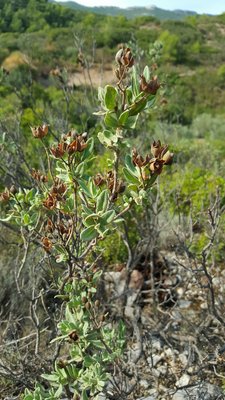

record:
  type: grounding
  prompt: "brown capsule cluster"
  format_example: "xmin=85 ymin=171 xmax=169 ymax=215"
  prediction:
xmin=57 ymin=222 xmax=71 ymax=238
xmin=43 ymin=179 xmax=67 ymax=210
xmin=68 ymin=330 xmax=79 ymax=342
xmin=93 ymin=172 xmax=126 ymax=201
xmin=132 ymin=148 xmax=150 ymax=168
xmin=115 ymin=47 xmax=134 ymax=82
xmin=150 ymin=140 xmax=173 ymax=175
xmin=115 ymin=47 xmax=134 ymax=68
xmin=0 ymin=186 xmax=17 ymax=203
xmin=31 ymin=169 xmax=48 ymax=183
xmin=82 ymin=296 xmax=88 ymax=304
xmin=57 ymin=359 xmax=68 ymax=369
xmin=93 ymin=173 xmax=105 ymax=187
xmin=107 ymin=171 xmax=126 ymax=201
xmin=41 ymin=236 xmax=52 ymax=253
xmin=0 ymin=189 xmax=11 ymax=203
xmin=132 ymin=140 xmax=173 ymax=177
xmin=50 ymin=142 xmax=66 ymax=158
xmin=50 ymin=131 xmax=87 ymax=158
xmin=95 ymin=299 xmax=100 ymax=308
xmin=31 ymin=124 xmax=49 ymax=139
xmin=45 ymin=218 xmax=72 ymax=239
xmin=45 ymin=218 xmax=54 ymax=233
xmin=43 ymin=194 xmax=56 ymax=210
xmin=51 ymin=179 xmax=67 ymax=199
xmin=140 ymin=75 xmax=160 ymax=95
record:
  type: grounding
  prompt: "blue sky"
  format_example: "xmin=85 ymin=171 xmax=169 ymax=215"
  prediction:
xmin=57 ymin=0 xmax=225 ymax=15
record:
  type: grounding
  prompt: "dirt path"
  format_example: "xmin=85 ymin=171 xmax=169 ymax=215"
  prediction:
xmin=68 ymin=65 xmax=116 ymax=88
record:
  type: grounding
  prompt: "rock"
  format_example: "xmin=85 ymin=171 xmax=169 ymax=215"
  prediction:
xmin=178 ymin=352 xmax=188 ymax=367
xmin=172 ymin=382 xmax=224 ymax=400
xmin=178 ymin=299 xmax=191 ymax=309
xmin=200 ymin=301 xmax=208 ymax=310
xmin=173 ymin=392 xmax=187 ymax=400
xmin=140 ymin=379 xmax=150 ymax=389
xmin=157 ymin=365 xmax=168 ymax=375
xmin=152 ymin=368 xmax=161 ymax=378
xmin=147 ymin=354 xmax=163 ymax=367
xmin=175 ymin=373 xmax=190 ymax=387
xmin=151 ymin=337 xmax=162 ymax=351
xmin=164 ymin=347 xmax=174 ymax=358
xmin=129 ymin=269 xmax=144 ymax=290
xmin=124 ymin=304 xmax=140 ymax=320
xmin=138 ymin=394 xmax=158 ymax=400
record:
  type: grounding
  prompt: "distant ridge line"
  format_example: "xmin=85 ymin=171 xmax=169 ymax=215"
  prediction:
xmin=51 ymin=1 xmax=199 ymax=20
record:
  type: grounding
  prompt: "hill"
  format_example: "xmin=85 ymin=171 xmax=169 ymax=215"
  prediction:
xmin=51 ymin=0 xmax=198 ymax=20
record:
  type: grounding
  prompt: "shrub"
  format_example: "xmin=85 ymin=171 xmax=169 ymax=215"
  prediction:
xmin=1 ymin=48 xmax=173 ymax=399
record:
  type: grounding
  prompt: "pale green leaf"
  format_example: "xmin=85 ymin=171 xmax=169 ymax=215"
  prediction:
xmin=104 ymin=85 xmax=117 ymax=110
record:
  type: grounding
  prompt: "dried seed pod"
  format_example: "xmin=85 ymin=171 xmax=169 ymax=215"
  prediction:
xmin=50 ymin=142 xmax=66 ymax=158
xmin=115 ymin=47 xmax=134 ymax=68
xmin=57 ymin=359 xmax=68 ymax=369
xmin=132 ymin=148 xmax=150 ymax=167
xmin=31 ymin=124 xmax=49 ymax=139
xmin=41 ymin=237 xmax=52 ymax=252
xmin=99 ymin=314 xmax=105 ymax=323
xmin=149 ymin=158 xmax=164 ymax=175
xmin=85 ymin=302 xmax=91 ymax=311
xmin=0 ymin=189 xmax=11 ymax=202
xmin=140 ymin=75 xmax=160 ymax=95
xmin=43 ymin=194 xmax=56 ymax=210
xmin=94 ymin=173 xmax=105 ymax=187
xmin=9 ymin=185 xmax=17 ymax=195
xmin=68 ymin=330 xmax=79 ymax=342
xmin=82 ymin=296 xmax=88 ymax=304
xmin=95 ymin=299 xmax=100 ymax=308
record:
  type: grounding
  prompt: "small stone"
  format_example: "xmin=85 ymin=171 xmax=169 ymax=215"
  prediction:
xmin=200 ymin=302 xmax=208 ymax=310
xmin=178 ymin=300 xmax=191 ymax=309
xmin=212 ymin=277 xmax=220 ymax=286
xmin=176 ymin=373 xmax=190 ymax=387
xmin=140 ymin=379 xmax=150 ymax=389
xmin=157 ymin=365 xmax=167 ymax=375
xmin=164 ymin=347 xmax=174 ymax=358
xmin=187 ymin=366 xmax=194 ymax=374
xmin=178 ymin=353 xmax=188 ymax=367
xmin=152 ymin=368 xmax=160 ymax=378
xmin=147 ymin=354 xmax=163 ymax=367
xmin=176 ymin=287 xmax=184 ymax=297
xmin=151 ymin=337 xmax=162 ymax=351
xmin=172 ymin=391 xmax=187 ymax=400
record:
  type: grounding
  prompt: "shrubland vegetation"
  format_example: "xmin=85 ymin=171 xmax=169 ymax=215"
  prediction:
xmin=0 ymin=1 xmax=225 ymax=399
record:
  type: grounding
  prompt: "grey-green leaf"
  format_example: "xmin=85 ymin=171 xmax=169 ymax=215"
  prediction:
xmin=104 ymin=85 xmax=117 ymax=110
xmin=80 ymin=226 xmax=98 ymax=241
xmin=119 ymin=109 xmax=130 ymax=126
xmin=101 ymin=209 xmax=116 ymax=223
xmin=96 ymin=189 xmax=108 ymax=213
xmin=123 ymin=168 xmax=140 ymax=185
xmin=104 ymin=112 xmax=118 ymax=128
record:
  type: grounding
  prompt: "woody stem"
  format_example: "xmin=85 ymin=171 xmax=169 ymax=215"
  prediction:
xmin=112 ymin=148 xmax=119 ymax=199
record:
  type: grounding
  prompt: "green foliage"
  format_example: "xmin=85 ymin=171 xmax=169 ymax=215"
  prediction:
xmin=1 ymin=0 xmax=225 ymax=126
xmin=1 ymin=3 xmax=225 ymax=396
xmin=1 ymin=48 xmax=172 ymax=399
xmin=24 ymin=273 xmax=124 ymax=399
